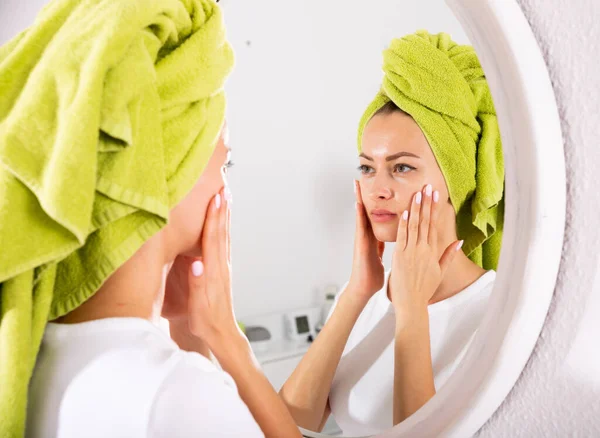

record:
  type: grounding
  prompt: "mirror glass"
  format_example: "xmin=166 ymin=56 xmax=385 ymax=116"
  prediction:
xmin=222 ymin=1 xmax=505 ymax=437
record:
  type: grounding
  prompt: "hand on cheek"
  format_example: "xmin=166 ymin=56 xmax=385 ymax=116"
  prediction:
xmin=186 ymin=188 xmax=243 ymax=352
xmin=389 ymin=184 xmax=463 ymax=317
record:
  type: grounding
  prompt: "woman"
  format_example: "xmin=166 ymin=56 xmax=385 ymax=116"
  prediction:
xmin=0 ymin=1 xmax=300 ymax=437
xmin=280 ymin=31 xmax=504 ymax=436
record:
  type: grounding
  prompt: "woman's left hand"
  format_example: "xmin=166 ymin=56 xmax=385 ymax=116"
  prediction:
xmin=162 ymin=254 xmax=195 ymax=322
xmin=388 ymin=184 xmax=463 ymax=316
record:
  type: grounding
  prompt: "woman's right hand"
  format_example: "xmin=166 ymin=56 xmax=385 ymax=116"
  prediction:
xmin=186 ymin=188 xmax=244 ymax=351
xmin=348 ymin=180 xmax=386 ymax=302
xmin=185 ymin=189 xmax=303 ymax=438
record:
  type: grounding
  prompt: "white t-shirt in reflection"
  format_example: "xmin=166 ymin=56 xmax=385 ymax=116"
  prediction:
xmin=327 ymin=270 xmax=496 ymax=437
xmin=27 ymin=317 xmax=263 ymax=438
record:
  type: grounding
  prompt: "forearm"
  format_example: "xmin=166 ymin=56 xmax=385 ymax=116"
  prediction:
xmin=393 ymin=306 xmax=436 ymax=425
xmin=213 ymin=333 xmax=302 ymax=438
xmin=279 ymin=289 xmax=368 ymax=430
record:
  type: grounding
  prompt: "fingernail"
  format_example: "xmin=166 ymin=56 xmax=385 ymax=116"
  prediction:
xmin=353 ymin=180 xmax=357 ymax=194
xmin=192 ymin=260 xmax=204 ymax=276
xmin=402 ymin=210 xmax=409 ymax=221
xmin=425 ymin=184 xmax=432 ymax=197
xmin=224 ymin=187 xmax=232 ymax=203
xmin=415 ymin=192 xmax=422 ymax=205
xmin=456 ymin=240 xmax=464 ymax=251
xmin=433 ymin=191 xmax=440 ymax=203
xmin=215 ymin=194 xmax=221 ymax=209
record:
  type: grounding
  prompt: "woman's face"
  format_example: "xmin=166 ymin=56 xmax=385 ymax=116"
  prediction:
xmin=169 ymin=123 xmax=233 ymax=258
xmin=359 ymin=111 xmax=453 ymax=243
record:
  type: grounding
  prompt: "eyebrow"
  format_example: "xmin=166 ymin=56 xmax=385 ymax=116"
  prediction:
xmin=359 ymin=151 xmax=421 ymax=161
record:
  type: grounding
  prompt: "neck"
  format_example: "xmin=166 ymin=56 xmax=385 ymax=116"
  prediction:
xmin=428 ymin=251 xmax=487 ymax=305
xmin=54 ymin=233 xmax=170 ymax=324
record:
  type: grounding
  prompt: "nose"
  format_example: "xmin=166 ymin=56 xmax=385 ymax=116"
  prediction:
xmin=368 ymin=173 xmax=393 ymax=201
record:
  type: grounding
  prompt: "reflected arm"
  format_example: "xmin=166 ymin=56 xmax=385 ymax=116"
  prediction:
xmin=393 ymin=306 xmax=436 ymax=425
xmin=279 ymin=289 xmax=368 ymax=431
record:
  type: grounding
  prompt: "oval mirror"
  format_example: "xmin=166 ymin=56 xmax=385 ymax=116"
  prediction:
xmin=224 ymin=0 xmax=565 ymax=437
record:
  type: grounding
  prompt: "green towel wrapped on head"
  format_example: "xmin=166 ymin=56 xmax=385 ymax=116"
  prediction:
xmin=0 ymin=0 xmax=234 ymax=436
xmin=358 ymin=30 xmax=505 ymax=270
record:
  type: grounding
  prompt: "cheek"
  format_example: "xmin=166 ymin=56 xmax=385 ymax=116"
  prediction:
xmin=187 ymin=169 xmax=223 ymax=229
xmin=424 ymin=167 xmax=449 ymax=198
xmin=182 ymin=185 xmax=209 ymax=237
xmin=392 ymin=182 xmax=421 ymax=211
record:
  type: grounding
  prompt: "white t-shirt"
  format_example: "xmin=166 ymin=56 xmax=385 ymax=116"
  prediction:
xmin=27 ymin=317 xmax=264 ymax=438
xmin=328 ymin=271 xmax=496 ymax=437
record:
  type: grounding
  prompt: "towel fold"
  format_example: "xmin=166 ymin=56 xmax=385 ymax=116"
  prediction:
xmin=358 ymin=31 xmax=504 ymax=270
xmin=0 ymin=0 xmax=233 ymax=435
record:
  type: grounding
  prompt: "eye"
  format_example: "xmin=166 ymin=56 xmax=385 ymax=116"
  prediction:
xmin=222 ymin=160 xmax=234 ymax=172
xmin=393 ymin=163 xmax=415 ymax=174
xmin=357 ymin=164 xmax=374 ymax=175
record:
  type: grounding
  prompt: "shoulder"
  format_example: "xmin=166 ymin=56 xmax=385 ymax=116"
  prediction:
xmin=478 ymin=270 xmax=496 ymax=295
xmin=148 ymin=352 xmax=263 ymax=438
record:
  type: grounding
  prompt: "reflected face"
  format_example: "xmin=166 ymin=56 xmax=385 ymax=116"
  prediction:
xmin=359 ymin=111 xmax=452 ymax=242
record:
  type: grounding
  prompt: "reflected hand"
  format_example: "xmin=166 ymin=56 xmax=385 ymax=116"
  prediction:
xmin=389 ymin=185 xmax=462 ymax=314
xmin=348 ymin=180 xmax=386 ymax=301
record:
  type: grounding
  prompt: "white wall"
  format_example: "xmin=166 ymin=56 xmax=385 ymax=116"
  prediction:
xmin=0 ymin=1 xmax=45 ymax=43
xmin=477 ymin=0 xmax=600 ymax=436
xmin=220 ymin=0 xmax=469 ymax=319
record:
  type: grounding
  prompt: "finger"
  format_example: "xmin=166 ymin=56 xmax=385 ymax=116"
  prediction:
xmin=429 ymin=190 xmax=441 ymax=250
xmin=377 ymin=240 xmax=385 ymax=259
xmin=218 ymin=188 xmax=228 ymax=276
xmin=439 ymin=240 xmax=464 ymax=276
xmin=201 ymin=193 xmax=222 ymax=276
xmin=406 ymin=191 xmax=421 ymax=248
xmin=355 ymin=179 xmax=364 ymax=204
xmin=187 ymin=258 xmax=207 ymax=336
xmin=418 ymin=184 xmax=432 ymax=245
xmin=354 ymin=180 xmax=368 ymax=237
xmin=396 ymin=209 xmax=409 ymax=250
xmin=226 ymin=191 xmax=232 ymax=265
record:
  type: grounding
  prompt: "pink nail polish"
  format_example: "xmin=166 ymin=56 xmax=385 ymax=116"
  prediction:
xmin=192 ymin=260 xmax=204 ymax=276
xmin=215 ymin=194 xmax=221 ymax=209
xmin=456 ymin=240 xmax=464 ymax=251
xmin=224 ymin=188 xmax=232 ymax=203
xmin=416 ymin=192 xmax=422 ymax=205
xmin=433 ymin=191 xmax=440 ymax=203
xmin=425 ymin=184 xmax=432 ymax=197
xmin=402 ymin=210 xmax=409 ymax=221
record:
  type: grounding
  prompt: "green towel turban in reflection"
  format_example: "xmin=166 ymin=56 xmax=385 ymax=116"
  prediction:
xmin=0 ymin=0 xmax=234 ymax=435
xmin=358 ymin=30 xmax=505 ymax=271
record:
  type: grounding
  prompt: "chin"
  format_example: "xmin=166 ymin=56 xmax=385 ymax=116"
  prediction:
xmin=371 ymin=222 xmax=399 ymax=243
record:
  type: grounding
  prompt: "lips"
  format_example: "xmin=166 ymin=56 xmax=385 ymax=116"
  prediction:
xmin=370 ymin=209 xmax=397 ymax=223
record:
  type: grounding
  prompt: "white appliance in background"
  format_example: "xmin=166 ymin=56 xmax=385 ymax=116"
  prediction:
xmin=242 ymin=307 xmax=343 ymax=437
xmin=283 ymin=307 xmax=319 ymax=341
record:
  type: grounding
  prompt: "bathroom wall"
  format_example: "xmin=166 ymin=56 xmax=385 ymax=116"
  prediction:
xmin=477 ymin=0 xmax=600 ymax=436
xmin=0 ymin=1 xmax=42 ymax=43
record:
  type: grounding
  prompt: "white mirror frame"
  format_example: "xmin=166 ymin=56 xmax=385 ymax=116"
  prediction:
xmin=301 ymin=0 xmax=565 ymax=437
